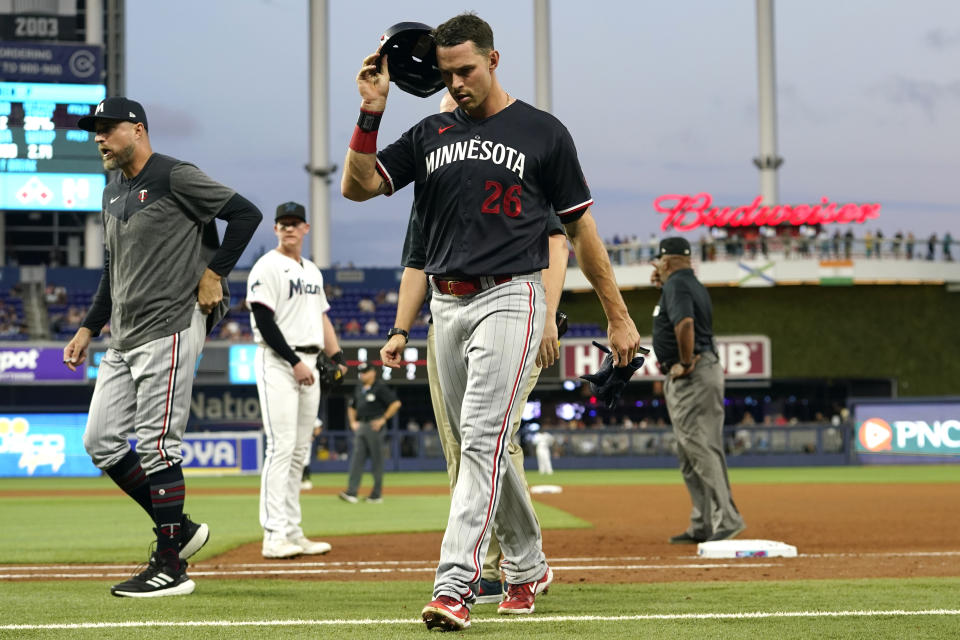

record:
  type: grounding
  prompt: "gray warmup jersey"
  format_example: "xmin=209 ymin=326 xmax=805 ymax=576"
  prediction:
xmin=98 ymin=153 xmax=235 ymax=350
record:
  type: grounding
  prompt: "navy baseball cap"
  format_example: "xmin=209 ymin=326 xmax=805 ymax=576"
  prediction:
xmin=658 ymin=237 xmax=692 ymax=257
xmin=77 ymin=97 xmax=149 ymax=132
xmin=275 ymin=201 xmax=307 ymax=222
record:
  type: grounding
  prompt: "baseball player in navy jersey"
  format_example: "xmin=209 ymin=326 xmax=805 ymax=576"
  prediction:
xmin=343 ymin=13 xmax=640 ymax=631
xmin=247 ymin=202 xmax=345 ymax=559
xmin=62 ymin=97 xmax=262 ymax=597
xmin=382 ymin=88 xmax=569 ymax=604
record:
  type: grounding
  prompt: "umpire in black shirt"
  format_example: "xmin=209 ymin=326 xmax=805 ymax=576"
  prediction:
xmin=339 ymin=362 xmax=401 ymax=504
xmin=651 ymin=237 xmax=745 ymax=544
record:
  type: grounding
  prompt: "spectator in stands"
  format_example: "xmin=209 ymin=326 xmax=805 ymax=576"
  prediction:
xmin=927 ymin=233 xmax=938 ymax=261
xmin=944 ymin=232 xmax=953 ymax=261
xmin=358 ymin=297 xmax=376 ymax=313
xmin=875 ymin=229 xmax=884 ymax=258
xmin=892 ymin=231 xmax=903 ymax=259
xmin=831 ymin=230 xmax=842 ymax=258
xmin=648 ymin=233 xmax=659 ymax=261
xmin=864 ymin=230 xmax=874 ymax=258
xmin=385 ymin=289 xmax=399 ymax=305
xmin=906 ymin=231 xmax=915 ymax=260
xmin=363 ymin=317 xmax=380 ymax=336
xmin=843 ymin=229 xmax=854 ymax=259
xmin=343 ymin=318 xmax=362 ymax=335
xmin=217 ymin=320 xmax=243 ymax=341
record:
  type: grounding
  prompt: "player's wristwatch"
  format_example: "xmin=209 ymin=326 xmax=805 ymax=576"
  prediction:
xmin=387 ymin=327 xmax=409 ymax=344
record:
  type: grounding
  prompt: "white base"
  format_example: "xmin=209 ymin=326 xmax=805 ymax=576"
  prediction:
xmin=529 ymin=484 xmax=563 ymax=494
xmin=697 ymin=539 xmax=797 ymax=558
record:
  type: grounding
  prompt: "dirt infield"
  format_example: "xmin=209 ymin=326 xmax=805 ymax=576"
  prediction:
xmin=204 ymin=483 xmax=960 ymax=584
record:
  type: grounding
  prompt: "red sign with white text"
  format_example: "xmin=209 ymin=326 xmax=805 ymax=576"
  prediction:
xmin=561 ymin=336 xmax=771 ymax=380
xmin=655 ymin=193 xmax=880 ymax=232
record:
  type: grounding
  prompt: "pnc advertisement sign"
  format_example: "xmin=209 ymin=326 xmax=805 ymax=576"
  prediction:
xmin=854 ymin=400 xmax=960 ymax=460
xmin=561 ymin=335 xmax=771 ymax=380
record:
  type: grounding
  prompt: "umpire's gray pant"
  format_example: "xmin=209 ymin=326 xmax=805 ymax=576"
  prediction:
xmin=664 ymin=351 xmax=744 ymax=537
xmin=346 ymin=422 xmax=385 ymax=498
xmin=83 ymin=307 xmax=206 ymax=474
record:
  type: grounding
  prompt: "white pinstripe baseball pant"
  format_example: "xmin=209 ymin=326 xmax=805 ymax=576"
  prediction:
xmin=429 ymin=273 xmax=548 ymax=602
xmin=83 ymin=307 xmax=207 ymax=474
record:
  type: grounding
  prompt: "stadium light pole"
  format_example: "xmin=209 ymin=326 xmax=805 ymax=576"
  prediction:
xmin=84 ymin=0 xmax=105 ymax=269
xmin=754 ymin=0 xmax=783 ymax=206
xmin=308 ymin=0 xmax=334 ymax=267
xmin=533 ymin=0 xmax=552 ymax=113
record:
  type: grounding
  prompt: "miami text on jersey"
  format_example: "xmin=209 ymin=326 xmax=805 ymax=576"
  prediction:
xmin=425 ymin=139 xmax=526 ymax=180
xmin=288 ymin=278 xmax=323 ymax=299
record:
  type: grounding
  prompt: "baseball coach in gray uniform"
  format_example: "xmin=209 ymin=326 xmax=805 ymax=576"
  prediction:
xmin=650 ymin=236 xmax=745 ymax=545
xmin=62 ymin=97 xmax=262 ymax=598
xmin=342 ymin=13 xmax=641 ymax=631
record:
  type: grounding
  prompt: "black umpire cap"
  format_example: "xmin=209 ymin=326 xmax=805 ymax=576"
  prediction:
xmin=658 ymin=237 xmax=692 ymax=258
xmin=77 ymin=97 xmax=149 ymax=132
xmin=275 ymin=201 xmax=307 ymax=223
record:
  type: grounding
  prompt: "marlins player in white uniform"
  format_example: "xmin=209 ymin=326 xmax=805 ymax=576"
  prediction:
xmin=247 ymin=202 xmax=346 ymax=559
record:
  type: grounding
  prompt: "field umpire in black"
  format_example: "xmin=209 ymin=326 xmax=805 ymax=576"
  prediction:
xmin=651 ymin=237 xmax=745 ymax=544
xmin=339 ymin=362 xmax=401 ymax=504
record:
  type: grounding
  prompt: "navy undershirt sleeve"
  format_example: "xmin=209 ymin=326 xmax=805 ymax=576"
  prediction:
xmin=251 ymin=302 xmax=300 ymax=366
xmin=208 ymin=193 xmax=263 ymax=276
xmin=81 ymin=250 xmax=112 ymax=335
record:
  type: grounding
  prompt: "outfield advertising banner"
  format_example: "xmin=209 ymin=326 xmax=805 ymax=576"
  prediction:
xmin=130 ymin=431 xmax=262 ymax=476
xmin=853 ymin=399 xmax=960 ymax=463
xmin=0 ymin=412 xmax=263 ymax=477
xmin=0 ymin=347 xmax=85 ymax=383
xmin=0 ymin=413 xmax=98 ymax=477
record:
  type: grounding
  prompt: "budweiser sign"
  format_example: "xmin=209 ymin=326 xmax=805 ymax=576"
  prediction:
xmin=655 ymin=193 xmax=881 ymax=231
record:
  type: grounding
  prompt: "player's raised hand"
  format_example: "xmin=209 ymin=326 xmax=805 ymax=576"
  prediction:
xmin=357 ymin=52 xmax=390 ymax=110
xmin=379 ymin=334 xmax=405 ymax=369
xmin=607 ymin=316 xmax=641 ymax=367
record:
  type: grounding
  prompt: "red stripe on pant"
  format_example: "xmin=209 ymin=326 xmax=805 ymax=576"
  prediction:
xmin=158 ymin=333 xmax=179 ymax=465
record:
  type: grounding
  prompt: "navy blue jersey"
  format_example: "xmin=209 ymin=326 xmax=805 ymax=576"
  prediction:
xmin=378 ymin=100 xmax=591 ymax=277
xmin=400 ymin=202 xmax=566 ymax=269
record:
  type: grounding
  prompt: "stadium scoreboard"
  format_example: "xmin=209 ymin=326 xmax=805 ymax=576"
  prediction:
xmin=0 ymin=81 xmax=105 ymax=211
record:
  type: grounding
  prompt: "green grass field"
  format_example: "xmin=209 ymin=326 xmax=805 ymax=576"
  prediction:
xmin=2 ymin=466 xmax=958 ymax=639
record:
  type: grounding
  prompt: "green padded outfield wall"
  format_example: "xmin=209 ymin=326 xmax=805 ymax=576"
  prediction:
xmin=562 ymin=285 xmax=960 ymax=397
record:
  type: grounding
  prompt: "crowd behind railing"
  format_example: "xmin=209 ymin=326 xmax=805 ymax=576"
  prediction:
xmin=603 ymin=229 xmax=955 ymax=266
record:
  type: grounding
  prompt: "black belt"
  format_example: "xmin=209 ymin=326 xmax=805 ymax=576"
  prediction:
xmin=294 ymin=346 xmax=320 ymax=354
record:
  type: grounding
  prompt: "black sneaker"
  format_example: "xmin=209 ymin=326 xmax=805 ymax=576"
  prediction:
xmin=668 ymin=531 xmax=707 ymax=544
xmin=179 ymin=514 xmax=209 ymax=560
xmin=111 ymin=550 xmax=195 ymax=598
xmin=707 ymin=524 xmax=746 ymax=542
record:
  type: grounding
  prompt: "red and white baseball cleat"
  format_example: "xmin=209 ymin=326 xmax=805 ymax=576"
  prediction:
xmin=498 ymin=565 xmax=553 ymax=615
xmin=422 ymin=595 xmax=471 ymax=631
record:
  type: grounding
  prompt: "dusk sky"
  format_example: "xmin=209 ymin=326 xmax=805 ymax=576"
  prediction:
xmin=126 ymin=0 xmax=960 ymax=267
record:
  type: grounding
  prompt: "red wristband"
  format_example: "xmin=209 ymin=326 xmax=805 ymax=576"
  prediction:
xmin=349 ymin=125 xmax=378 ymax=154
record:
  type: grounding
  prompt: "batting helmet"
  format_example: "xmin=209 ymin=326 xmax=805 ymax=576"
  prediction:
xmin=378 ymin=22 xmax=445 ymax=98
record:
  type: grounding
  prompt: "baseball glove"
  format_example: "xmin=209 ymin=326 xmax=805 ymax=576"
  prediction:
xmin=580 ymin=341 xmax=647 ymax=409
xmin=316 ymin=352 xmax=344 ymax=389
